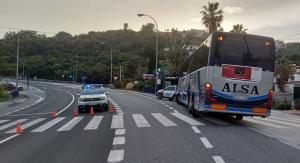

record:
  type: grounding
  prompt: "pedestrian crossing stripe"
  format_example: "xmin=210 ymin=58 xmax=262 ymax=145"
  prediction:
xmin=0 ymin=113 xmax=299 ymax=134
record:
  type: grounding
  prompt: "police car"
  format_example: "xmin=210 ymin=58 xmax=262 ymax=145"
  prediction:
xmin=157 ymin=85 xmax=177 ymax=101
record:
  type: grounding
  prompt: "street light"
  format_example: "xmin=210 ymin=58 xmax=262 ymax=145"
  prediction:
xmin=100 ymin=42 xmax=113 ymax=84
xmin=137 ymin=13 xmax=159 ymax=94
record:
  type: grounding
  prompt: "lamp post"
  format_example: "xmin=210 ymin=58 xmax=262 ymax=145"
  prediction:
xmin=16 ymin=33 xmax=20 ymax=89
xmin=137 ymin=13 xmax=159 ymax=94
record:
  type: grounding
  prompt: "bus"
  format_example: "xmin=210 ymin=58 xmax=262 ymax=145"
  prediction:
xmin=176 ymin=32 xmax=275 ymax=120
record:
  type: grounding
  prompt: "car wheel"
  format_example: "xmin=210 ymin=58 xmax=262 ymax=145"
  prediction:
xmin=157 ymin=93 xmax=163 ymax=99
xmin=236 ymin=115 xmax=243 ymax=120
xmin=168 ymin=95 xmax=174 ymax=101
xmin=189 ymin=96 xmax=198 ymax=117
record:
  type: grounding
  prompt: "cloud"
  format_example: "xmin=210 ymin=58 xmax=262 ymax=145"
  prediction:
xmin=223 ymin=6 xmax=243 ymax=14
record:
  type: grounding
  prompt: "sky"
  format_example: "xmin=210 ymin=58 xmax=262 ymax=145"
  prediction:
xmin=0 ymin=0 xmax=300 ymax=42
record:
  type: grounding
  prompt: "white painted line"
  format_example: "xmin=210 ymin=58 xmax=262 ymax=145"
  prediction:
xmin=262 ymin=117 xmax=300 ymax=127
xmin=57 ymin=116 xmax=84 ymax=131
xmin=107 ymin=150 xmax=124 ymax=162
xmin=152 ymin=113 xmax=177 ymax=127
xmin=0 ymin=120 xmax=10 ymax=124
xmin=191 ymin=126 xmax=201 ymax=134
xmin=0 ymin=134 xmax=19 ymax=145
xmin=56 ymin=89 xmax=75 ymax=116
xmin=111 ymin=115 xmax=124 ymax=129
xmin=6 ymin=118 xmax=46 ymax=133
xmin=4 ymin=112 xmax=52 ymax=117
xmin=132 ymin=114 xmax=151 ymax=128
xmin=203 ymin=117 xmax=230 ymax=125
xmin=213 ymin=156 xmax=225 ymax=163
xmin=31 ymin=117 xmax=65 ymax=132
xmin=173 ymin=110 xmax=179 ymax=113
xmin=84 ymin=116 xmax=103 ymax=130
xmin=113 ymin=136 xmax=125 ymax=145
xmin=170 ymin=112 xmax=205 ymax=126
xmin=115 ymin=129 xmax=126 ymax=135
xmin=0 ymin=119 xmax=27 ymax=131
xmin=200 ymin=137 xmax=213 ymax=148
xmin=118 ymin=113 xmax=124 ymax=115
xmin=244 ymin=118 xmax=288 ymax=128
xmin=270 ymin=117 xmax=300 ymax=124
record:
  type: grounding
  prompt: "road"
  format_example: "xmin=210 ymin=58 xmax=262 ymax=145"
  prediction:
xmin=0 ymin=82 xmax=299 ymax=163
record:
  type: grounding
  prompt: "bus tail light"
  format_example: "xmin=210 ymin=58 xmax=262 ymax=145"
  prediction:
xmin=205 ymin=83 xmax=212 ymax=103
xmin=268 ymin=89 xmax=273 ymax=107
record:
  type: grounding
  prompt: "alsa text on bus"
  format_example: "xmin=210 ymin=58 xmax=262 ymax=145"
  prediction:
xmin=222 ymin=83 xmax=259 ymax=95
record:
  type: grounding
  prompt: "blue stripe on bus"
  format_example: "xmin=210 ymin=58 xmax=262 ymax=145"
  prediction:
xmin=212 ymin=90 xmax=268 ymax=101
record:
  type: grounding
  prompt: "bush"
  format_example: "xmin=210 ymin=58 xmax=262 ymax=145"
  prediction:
xmin=132 ymin=81 xmax=144 ymax=91
xmin=0 ymin=84 xmax=11 ymax=101
xmin=274 ymin=102 xmax=292 ymax=110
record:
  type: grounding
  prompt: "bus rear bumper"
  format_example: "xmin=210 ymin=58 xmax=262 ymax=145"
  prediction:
xmin=199 ymin=104 xmax=271 ymax=117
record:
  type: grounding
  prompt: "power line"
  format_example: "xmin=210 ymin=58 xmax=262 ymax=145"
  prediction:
xmin=0 ymin=25 xmax=57 ymax=35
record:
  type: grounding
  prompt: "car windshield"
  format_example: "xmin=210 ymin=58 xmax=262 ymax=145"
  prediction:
xmin=82 ymin=88 xmax=105 ymax=95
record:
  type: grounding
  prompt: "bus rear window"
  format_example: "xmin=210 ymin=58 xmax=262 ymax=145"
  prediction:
xmin=213 ymin=34 xmax=275 ymax=71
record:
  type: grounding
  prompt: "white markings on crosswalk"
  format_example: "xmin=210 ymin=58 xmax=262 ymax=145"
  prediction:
xmin=0 ymin=119 xmax=27 ymax=131
xmin=152 ymin=113 xmax=177 ymax=127
xmin=191 ymin=126 xmax=201 ymax=134
xmin=244 ymin=118 xmax=288 ymax=129
xmin=84 ymin=116 xmax=103 ymax=130
xmin=57 ymin=116 xmax=84 ymax=131
xmin=31 ymin=117 xmax=65 ymax=132
xmin=107 ymin=149 xmax=124 ymax=162
xmin=113 ymin=136 xmax=125 ymax=145
xmin=170 ymin=112 xmax=205 ymax=126
xmin=0 ymin=120 xmax=9 ymax=124
xmin=115 ymin=129 xmax=126 ymax=135
xmin=200 ymin=137 xmax=213 ymax=148
xmin=255 ymin=117 xmax=300 ymax=128
xmin=6 ymin=118 xmax=46 ymax=133
xmin=213 ymin=156 xmax=225 ymax=163
xmin=132 ymin=114 xmax=151 ymax=128
xmin=111 ymin=115 xmax=124 ymax=129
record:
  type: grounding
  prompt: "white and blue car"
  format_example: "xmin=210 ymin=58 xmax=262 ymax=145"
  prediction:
xmin=157 ymin=85 xmax=177 ymax=101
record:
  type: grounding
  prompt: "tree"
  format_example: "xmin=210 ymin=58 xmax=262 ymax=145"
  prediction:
xmin=231 ymin=24 xmax=248 ymax=33
xmin=201 ymin=2 xmax=224 ymax=34
xmin=124 ymin=23 xmax=128 ymax=30
xmin=275 ymin=55 xmax=292 ymax=92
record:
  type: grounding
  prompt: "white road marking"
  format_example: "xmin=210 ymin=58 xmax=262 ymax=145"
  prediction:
xmin=170 ymin=112 xmax=205 ymax=126
xmin=0 ymin=120 xmax=9 ymax=124
xmin=111 ymin=115 xmax=124 ymax=129
xmin=0 ymin=119 xmax=27 ymax=131
xmin=152 ymin=113 xmax=177 ymax=127
xmin=200 ymin=137 xmax=213 ymax=148
xmin=55 ymin=89 xmax=75 ymax=116
xmin=0 ymin=134 xmax=19 ymax=145
xmin=4 ymin=112 xmax=52 ymax=117
xmin=6 ymin=118 xmax=46 ymax=133
xmin=132 ymin=114 xmax=151 ymax=127
xmin=84 ymin=116 xmax=103 ymax=130
xmin=31 ymin=117 xmax=65 ymax=132
xmin=213 ymin=156 xmax=225 ymax=163
xmin=57 ymin=116 xmax=84 ymax=131
xmin=113 ymin=136 xmax=125 ymax=145
xmin=255 ymin=117 xmax=300 ymax=128
xmin=191 ymin=126 xmax=201 ymax=134
xmin=203 ymin=117 xmax=230 ymax=125
xmin=244 ymin=118 xmax=288 ymax=128
xmin=270 ymin=117 xmax=300 ymax=124
xmin=107 ymin=150 xmax=124 ymax=162
xmin=115 ymin=129 xmax=126 ymax=135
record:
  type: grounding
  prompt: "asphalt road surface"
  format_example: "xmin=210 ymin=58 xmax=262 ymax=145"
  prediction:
xmin=0 ymin=82 xmax=299 ymax=163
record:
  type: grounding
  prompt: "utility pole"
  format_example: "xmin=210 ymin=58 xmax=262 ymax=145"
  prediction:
xmin=16 ymin=33 xmax=20 ymax=89
xmin=110 ymin=48 xmax=113 ymax=84
xmin=119 ymin=65 xmax=122 ymax=82
xmin=75 ymin=55 xmax=78 ymax=83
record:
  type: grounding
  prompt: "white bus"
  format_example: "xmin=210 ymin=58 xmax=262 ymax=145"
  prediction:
xmin=176 ymin=32 xmax=275 ymax=120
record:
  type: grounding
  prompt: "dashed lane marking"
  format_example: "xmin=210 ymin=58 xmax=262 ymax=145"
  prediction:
xmin=113 ymin=136 xmax=125 ymax=145
xmin=170 ymin=112 xmax=205 ymax=126
xmin=115 ymin=129 xmax=126 ymax=135
xmin=213 ymin=156 xmax=225 ymax=163
xmin=152 ymin=113 xmax=177 ymax=127
xmin=107 ymin=149 xmax=124 ymax=162
xmin=84 ymin=116 xmax=103 ymax=130
xmin=200 ymin=137 xmax=213 ymax=149
xmin=0 ymin=119 xmax=28 ymax=131
xmin=57 ymin=116 xmax=84 ymax=131
xmin=191 ymin=126 xmax=201 ymax=134
xmin=6 ymin=118 xmax=46 ymax=133
xmin=132 ymin=114 xmax=151 ymax=128
xmin=31 ymin=117 xmax=65 ymax=132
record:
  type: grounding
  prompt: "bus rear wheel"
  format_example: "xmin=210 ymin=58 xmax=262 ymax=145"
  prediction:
xmin=189 ymin=97 xmax=198 ymax=117
xmin=176 ymin=95 xmax=181 ymax=105
xmin=236 ymin=115 xmax=243 ymax=120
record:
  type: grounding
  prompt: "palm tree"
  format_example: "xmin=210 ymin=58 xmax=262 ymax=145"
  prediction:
xmin=231 ymin=24 xmax=248 ymax=33
xmin=201 ymin=2 xmax=224 ymax=34
xmin=275 ymin=56 xmax=292 ymax=92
